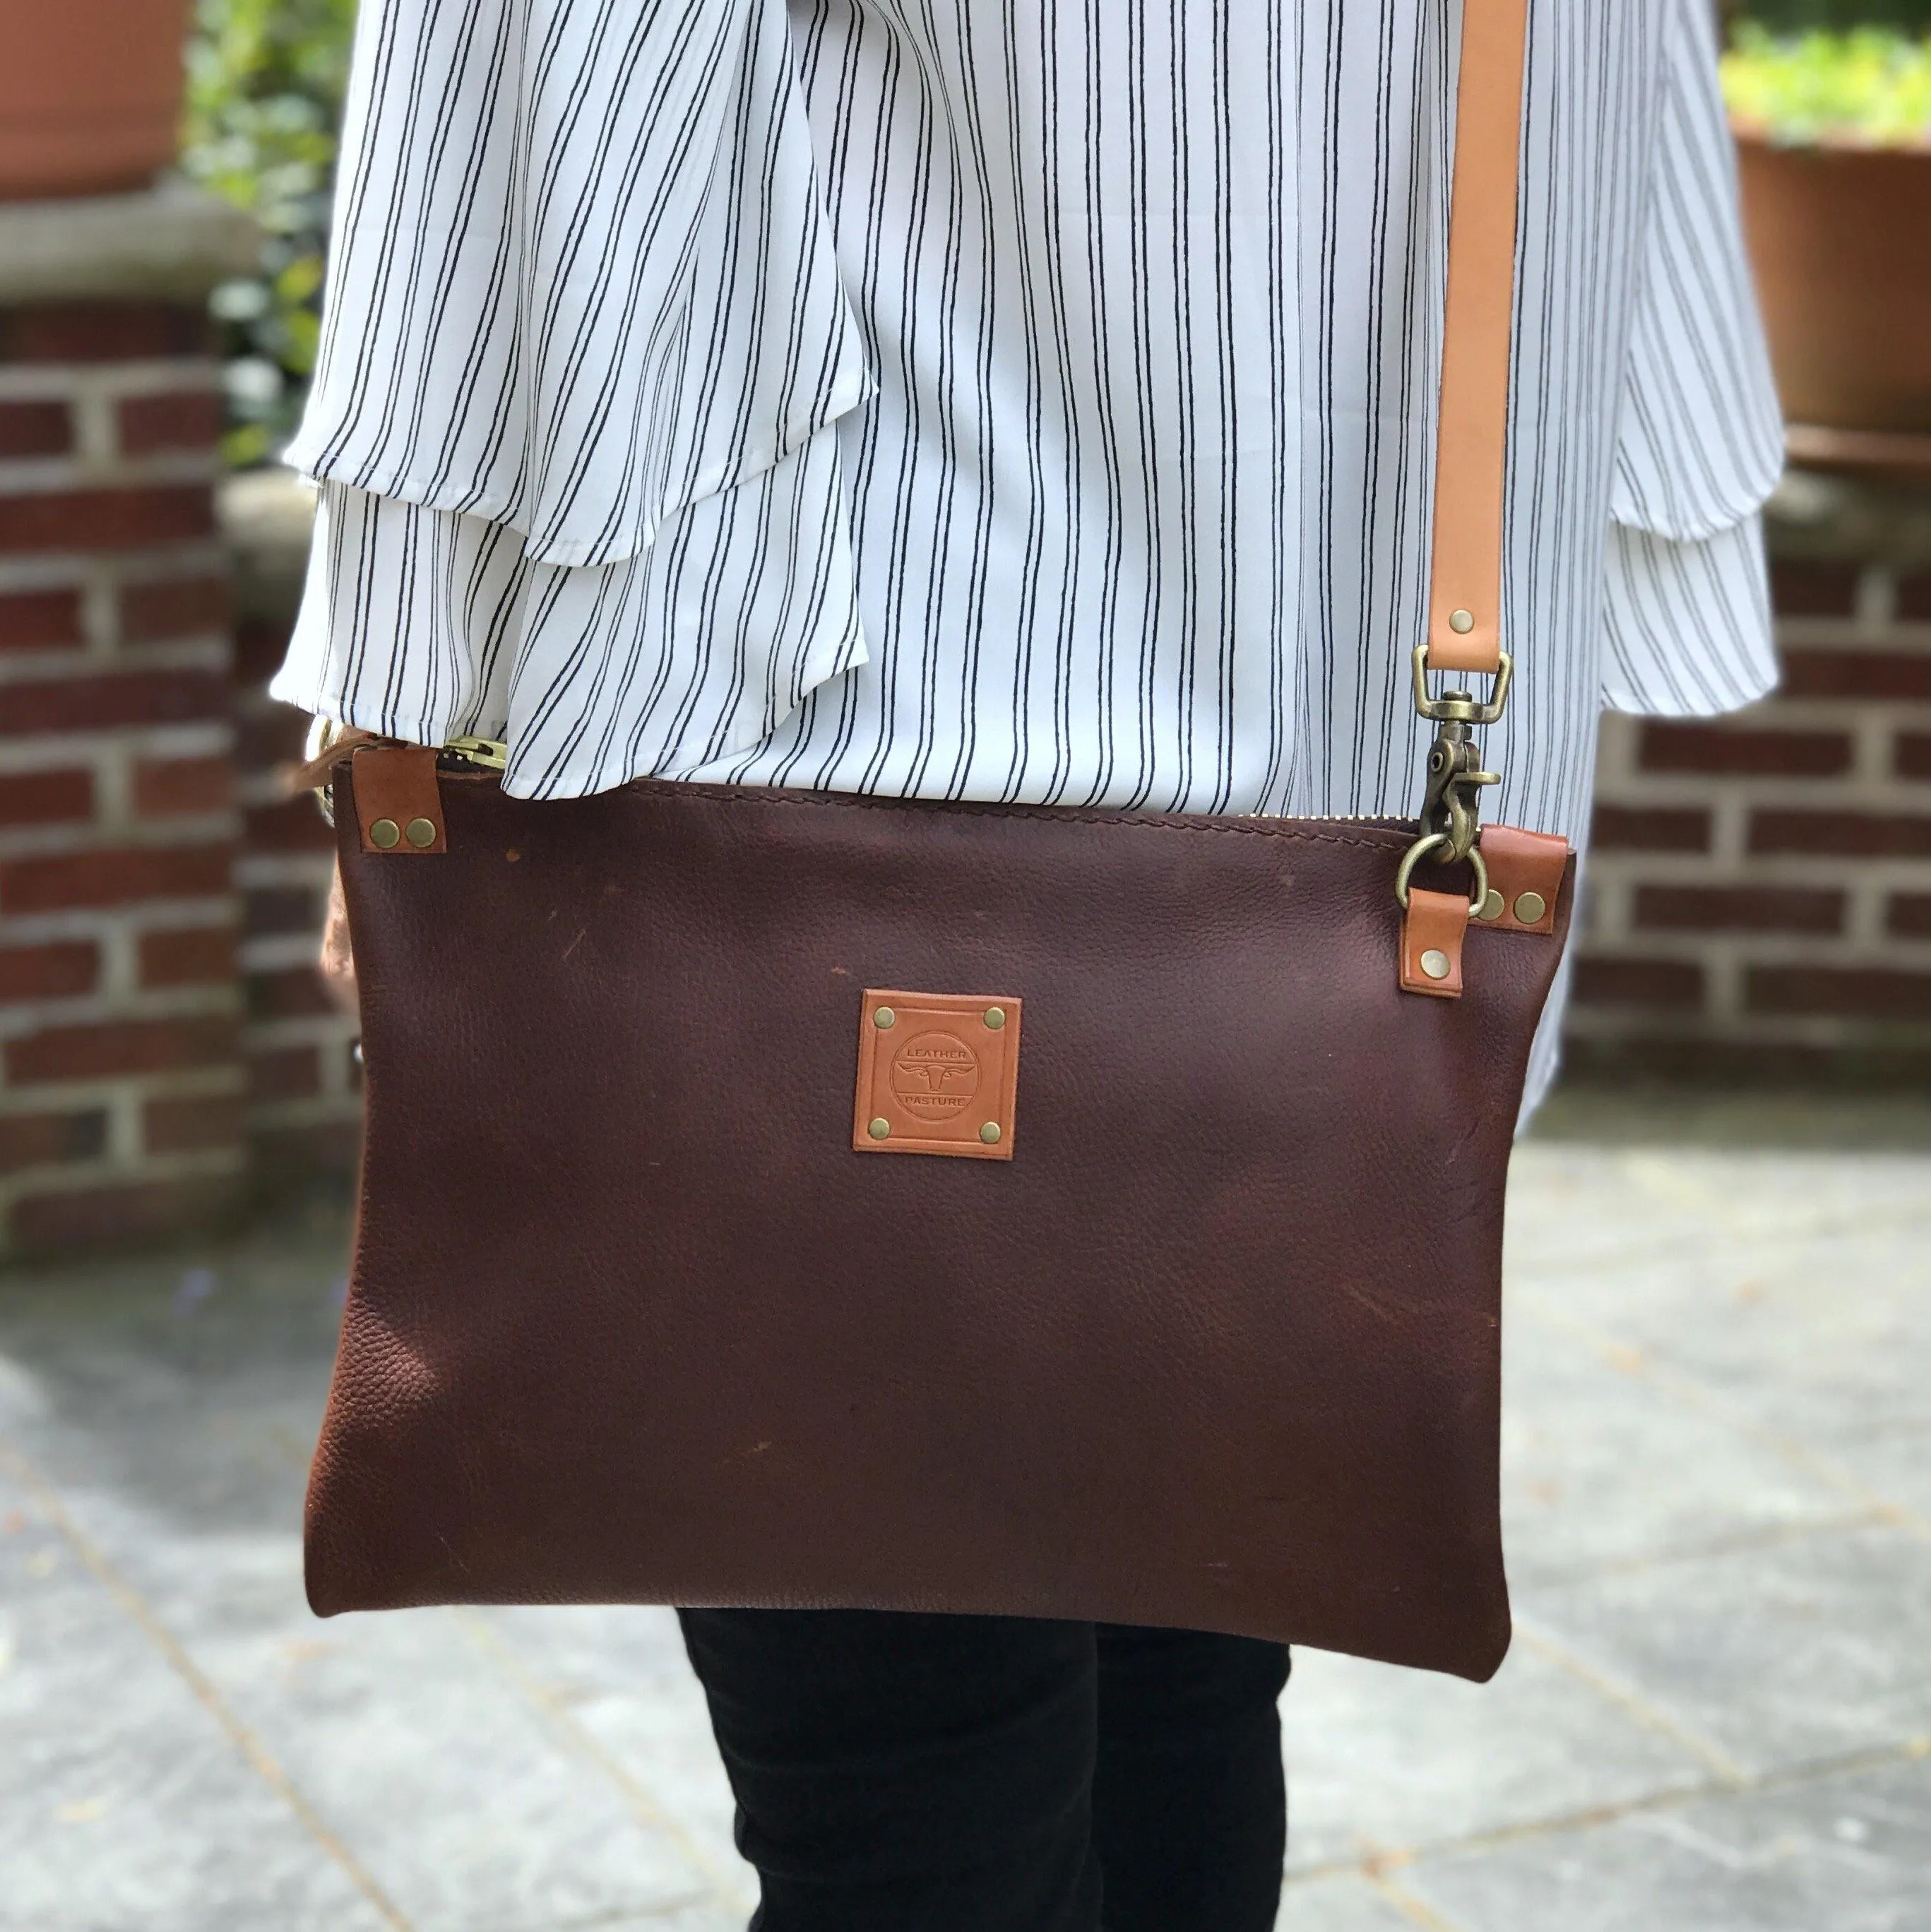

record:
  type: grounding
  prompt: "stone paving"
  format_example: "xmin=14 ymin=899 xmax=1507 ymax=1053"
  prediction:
xmin=1 ymin=1090 xmax=1927 ymax=1931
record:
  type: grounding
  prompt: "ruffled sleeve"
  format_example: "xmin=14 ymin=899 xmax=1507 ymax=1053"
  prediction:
xmin=286 ymin=0 xmax=869 ymax=567
xmin=271 ymin=0 xmax=874 ymax=796
xmin=1600 ymin=0 xmax=1785 ymax=718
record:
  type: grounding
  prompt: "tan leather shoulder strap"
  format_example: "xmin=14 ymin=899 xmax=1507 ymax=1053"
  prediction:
xmin=1425 ymin=0 xmax=1530 ymax=679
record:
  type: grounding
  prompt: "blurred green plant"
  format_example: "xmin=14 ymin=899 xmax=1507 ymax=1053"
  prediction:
xmin=171 ymin=0 xmax=1927 ymax=464
xmin=1723 ymin=25 xmax=1931 ymax=144
xmin=180 ymin=0 xmax=357 ymax=466
xmin=1733 ymin=1 xmax=1931 ymax=29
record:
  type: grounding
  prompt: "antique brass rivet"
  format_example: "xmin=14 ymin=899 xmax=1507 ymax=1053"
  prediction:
xmin=983 ymin=1006 xmax=1006 ymax=1030
xmin=405 ymin=816 xmax=438 ymax=848
xmin=1514 ymin=891 xmax=1547 ymax=924
xmin=1447 ymin=608 xmax=1475 ymax=634
xmin=869 ymin=1117 xmax=891 ymax=1139
xmin=979 ymin=1122 xmax=1002 ymax=1144
xmin=1475 ymin=889 xmax=1505 ymax=923
xmin=369 ymin=817 xmax=401 ymax=848
xmin=1420 ymin=949 xmax=1452 ymax=980
xmin=874 ymin=1007 xmax=896 ymax=1029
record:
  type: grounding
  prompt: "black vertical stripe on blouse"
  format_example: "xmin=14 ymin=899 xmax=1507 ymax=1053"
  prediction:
xmin=275 ymin=0 xmax=1786 ymax=1103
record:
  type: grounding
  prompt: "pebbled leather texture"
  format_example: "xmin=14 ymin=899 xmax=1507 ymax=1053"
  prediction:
xmin=307 ymin=769 xmax=1574 ymax=1681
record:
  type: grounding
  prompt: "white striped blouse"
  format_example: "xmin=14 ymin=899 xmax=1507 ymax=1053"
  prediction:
xmin=273 ymin=0 xmax=1784 ymax=1100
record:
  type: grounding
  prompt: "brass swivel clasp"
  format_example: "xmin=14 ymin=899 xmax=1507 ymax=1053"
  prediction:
xmin=1419 ymin=718 xmax=1498 ymax=863
xmin=1396 ymin=645 xmax=1511 ymax=909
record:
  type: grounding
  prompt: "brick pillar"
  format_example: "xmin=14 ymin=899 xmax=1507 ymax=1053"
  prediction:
xmin=222 ymin=470 xmax=364 ymax=1175
xmin=0 ymin=188 xmax=259 ymax=1254
xmin=1569 ymin=489 xmax=1931 ymax=1081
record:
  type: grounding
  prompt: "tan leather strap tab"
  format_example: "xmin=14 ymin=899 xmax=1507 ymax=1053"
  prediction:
xmin=352 ymin=745 xmax=447 ymax=855
xmin=1472 ymin=823 xmax=1567 ymax=935
xmin=1401 ymin=887 xmax=1469 ymax=999
xmin=284 ymin=724 xmax=385 ymax=795
xmin=1425 ymin=0 xmax=1529 ymax=678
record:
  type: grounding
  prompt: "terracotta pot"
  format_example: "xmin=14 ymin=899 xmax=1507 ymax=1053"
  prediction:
xmin=1735 ymin=131 xmax=1931 ymax=435
xmin=0 ymin=0 xmax=194 ymax=200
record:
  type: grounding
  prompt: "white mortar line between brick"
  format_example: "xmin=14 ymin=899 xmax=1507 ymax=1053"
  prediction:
xmin=1769 ymin=615 xmax=1923 ymax=649
xmin=1844 ymin=873 xmax=1890 ymax=948
xmin=0 ymin=724 xmax=234 ymax=769
xmin=1855 ymin=712 xmax=1899 ymax=787
xmin=0 ymin=541 xmax=228 ymax=595
xmin=1709 ymin=789 xmax=1748 ymax=872
xmin=0 ymin=900 xmax=237 ymax=952
xmin=1588 ymin=871 xmax=1632 ymax=945
xmin=250 ymin=1094 xmax=362 ymax=1132
xmin=0 ymin=983 xmax=244 ymax=1044
xmin=0 ymin=638 xmax=233 ymax=682
xmin=0 ymin=820 xmax=240 ymax=863
xmin=104 ymin=1084 xmax=145 ymax=1163
xmin=1584 ymin=928 xmax=1931 ymax=969
xmin=80 ymin=565 xmax=119 ymax=651
xmin=233 ymin=853 xmax=335 ymax=887
xmin=0 ymin=1144 xmax=246 ymax=1200
xmin=0 ymin=451 xmax=222 ymax=493
xmin=1704 ymin=945 xmax=1745 ymax=1025
xmin=70 ymin=378 xmax=117 ymax=466
xmin=98 ymin=918 xmax=139 ymax=1004
xmin=0 ymin=1066 xmax=246 ymax=1119
xmin=243 ymin=934 xmax=340 ymax=975
xmin=93 ymin=737 xmax=136 ymax=830
xmin=1854 ymin=566 xmax=1898 ymax=629
xmin=1593 ymin=715 xmax=1638 ymax=787
xmin=0 ymin=358 xmax=221 ymax=403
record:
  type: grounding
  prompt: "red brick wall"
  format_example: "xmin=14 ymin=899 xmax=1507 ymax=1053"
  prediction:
xmin=0 ymin=301 xmax=244 ymax=1250
xmin=6 ymin=353 xmax=1929 ymax=1255
xmin=230 ymin=579 xmax=361 ymax=1177
xmin=1570 ymin=558 xmax=1931 ymax=1081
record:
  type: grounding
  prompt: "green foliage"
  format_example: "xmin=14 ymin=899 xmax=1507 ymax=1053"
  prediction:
xmin=171 ymin=0 xmax=1925 ymax=461
xmin=1722 ymin=25 xmax=1931 ymax=144
xmin=1735 ymin=1 xmax=1931 ymax=30
xmin=180 ymin=0 xmax=357 ymax=466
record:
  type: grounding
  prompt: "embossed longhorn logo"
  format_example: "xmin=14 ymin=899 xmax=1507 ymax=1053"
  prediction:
xmin=891 ymin=1035 xmax=980 ymax=1118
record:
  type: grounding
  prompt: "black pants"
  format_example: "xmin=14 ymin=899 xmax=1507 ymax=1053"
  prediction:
xmin=679 ymin=1609 xmax=1290 ymax=1932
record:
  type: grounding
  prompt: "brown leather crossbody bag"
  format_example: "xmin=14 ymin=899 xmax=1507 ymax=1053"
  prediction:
xmin=300 ymin=0 xmax=1569 ymax=1681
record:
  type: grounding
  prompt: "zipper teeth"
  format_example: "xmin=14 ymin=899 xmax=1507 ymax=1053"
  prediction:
xmin=436 ymin=747 xmax=1412 ymax=829
xmin=1293 ymin=812 xmax=1410 ymax=825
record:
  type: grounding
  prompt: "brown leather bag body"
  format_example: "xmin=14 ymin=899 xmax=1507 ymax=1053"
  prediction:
xmin=303 ymin=0 xmax=1564 ymax=1682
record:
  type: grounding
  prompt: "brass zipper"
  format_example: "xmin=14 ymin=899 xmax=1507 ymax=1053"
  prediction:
xmin=436 ymin=743 xmax=1411 ymax=829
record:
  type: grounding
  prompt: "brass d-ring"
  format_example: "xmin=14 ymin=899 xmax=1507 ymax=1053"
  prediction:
xmin=1395 ymin=832 xmax=1490 ymax=915
xmin=309 ymin=718 xmax=344 ymax=829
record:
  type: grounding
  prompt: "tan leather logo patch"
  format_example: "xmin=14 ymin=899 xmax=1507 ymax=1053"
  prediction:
xmin=854 ymin=990 xmax=1021 ymax=1160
